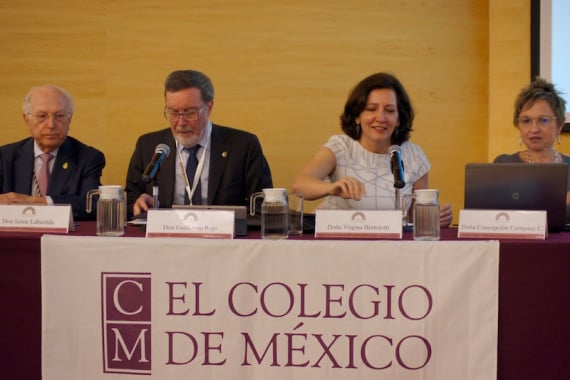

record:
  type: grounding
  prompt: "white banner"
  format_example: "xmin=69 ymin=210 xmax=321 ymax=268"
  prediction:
xmin=42 ymin=236 xmax=499 ymax=380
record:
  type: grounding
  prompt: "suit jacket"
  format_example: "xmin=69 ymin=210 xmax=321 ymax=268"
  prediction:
xmin=125 ymin=125 xmax=273 ymax=216
xmin=0 ymin=136 xmax=106 ymax=220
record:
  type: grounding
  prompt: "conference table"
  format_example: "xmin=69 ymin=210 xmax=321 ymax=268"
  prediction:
xmin=1 ymin=222 xmax=569 ymax=379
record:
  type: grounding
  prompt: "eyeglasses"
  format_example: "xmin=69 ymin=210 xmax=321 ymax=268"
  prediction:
xmin=164 ymin=104 xmax=207 ymax=122
xmin=27 ymin=112 xmax=71 ymax=123
xmin=517 ymin=115 xmax=558 ymax=128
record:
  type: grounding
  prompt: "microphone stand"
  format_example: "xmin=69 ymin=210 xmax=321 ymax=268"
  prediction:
xmin=152 ymin=174 xmax=160 ymax=209
xmin=394 ymin=187 xmax=410 ymax=230
xmin=394 ymin=188 xmax=401 ymax=210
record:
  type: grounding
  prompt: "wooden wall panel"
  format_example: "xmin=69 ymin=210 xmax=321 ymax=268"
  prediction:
xmin=0 ymin=0 xmax=493 ymax=219
xmin=488 ymin=1 xmax=534 ymax=161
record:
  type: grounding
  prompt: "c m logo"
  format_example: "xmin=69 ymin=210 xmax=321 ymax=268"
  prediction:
xmin=102 ymin=273 xmax=152 ymax=375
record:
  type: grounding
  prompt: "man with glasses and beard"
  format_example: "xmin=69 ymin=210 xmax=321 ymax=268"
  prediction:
xmin=125 ymin=69 xmax=273 ymax=218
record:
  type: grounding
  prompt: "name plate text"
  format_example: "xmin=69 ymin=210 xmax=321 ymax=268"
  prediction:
xmin=0 ymin=204 xmax=72 ymax=233
xmin=458 ymin=209 xmax=547 ymax=239
xmin=315 ymin=209 xmax=402 ymax=239
xmin=146 ymin=209 xmax=234 ymax=238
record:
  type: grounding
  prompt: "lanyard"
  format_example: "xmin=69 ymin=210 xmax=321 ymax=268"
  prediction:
xmin=177 ymin=144 xmax=207 ymax=204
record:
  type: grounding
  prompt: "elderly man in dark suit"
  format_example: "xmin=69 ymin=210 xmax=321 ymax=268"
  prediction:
xmin=0 ymin=85 xmax=105 ymax=220
xmin=126 ymin=69 xmax=273 ymax=217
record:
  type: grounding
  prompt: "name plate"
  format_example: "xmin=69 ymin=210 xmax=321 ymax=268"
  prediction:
xmin=315 ymin=209 xmax=403 ymax=239
xmin=458 ymin=209 xmax=547 ymax=239
xmin=146 ymin=209 xmax=234 ymax=239
xmin=0 ymin=204 xmax=72 ymax=233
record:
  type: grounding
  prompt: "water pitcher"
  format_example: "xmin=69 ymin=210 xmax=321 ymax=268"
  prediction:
xmin=86 ymin=185 xmax=126 ymax=236
xmin=404 ymin=189 xmax=440 ymax=241
xmin=250 ymin=188 xmax=289 ymax=239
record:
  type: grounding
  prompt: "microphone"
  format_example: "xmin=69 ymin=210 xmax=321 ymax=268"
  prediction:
xmin=142 ymin=144 xmax=171 ymax=183
xmin=388 ymin=145 xmax=406 ymax=189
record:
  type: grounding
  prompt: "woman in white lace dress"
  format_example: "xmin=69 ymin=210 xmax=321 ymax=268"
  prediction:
xmin=292 ymin=72 xmax=453 ymax=227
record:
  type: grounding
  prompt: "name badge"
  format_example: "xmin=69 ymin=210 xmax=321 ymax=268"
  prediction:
xmin=146 ymin=209 xmax=234 ymax=238
xmin=315 ymin=209 xmax=402 ymax=239
xmin=0 ymin=204 xmax=73 ymax=233
xmin=458 ymin=209 xmax=547 ymax=239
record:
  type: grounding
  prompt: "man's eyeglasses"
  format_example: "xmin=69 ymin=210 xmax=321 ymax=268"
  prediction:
xmin=27 ymin=112 xmax=71 ymax=123
xmin=517 ymin=115 xmax=558 ymax=128
xmin=164 ymin=104 xmax=207 ymax=122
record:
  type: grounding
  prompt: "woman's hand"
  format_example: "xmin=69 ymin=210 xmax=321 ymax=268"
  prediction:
xmin=439 ymin=203 xmax=453 ymax=227
xmin=329 ymin=177 xmax=366 ymax=200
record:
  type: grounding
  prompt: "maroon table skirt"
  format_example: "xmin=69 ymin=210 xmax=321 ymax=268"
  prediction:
xmin=1 ymin=224 xmax=570 ymax=379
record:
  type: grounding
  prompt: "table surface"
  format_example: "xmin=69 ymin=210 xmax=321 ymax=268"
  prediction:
xmin=2 ymin=223 xmax=570 ymax=379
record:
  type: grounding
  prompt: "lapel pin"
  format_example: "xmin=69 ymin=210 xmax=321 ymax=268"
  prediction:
xmin=63 ymin=162 xmax=69 ymax=169
xmin=221 ymin=151 xmax=228 ymax=158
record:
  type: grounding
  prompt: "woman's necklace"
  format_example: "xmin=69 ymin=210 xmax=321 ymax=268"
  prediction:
xmin=524 ymin=148 xmax=562 ymax=163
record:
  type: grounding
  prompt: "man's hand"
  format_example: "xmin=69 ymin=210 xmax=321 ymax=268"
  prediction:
xmin=133 ymin=193 xmax=154 ymax=216
xmin=0 ymin=192 xmax=47 ymax=204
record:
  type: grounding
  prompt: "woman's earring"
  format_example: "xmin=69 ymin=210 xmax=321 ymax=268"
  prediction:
xmin=557 ymin=135 xmax=561 ymax=144
xmin=519 ymin=137 xmax=523 ymax=146
xmin=356 ymin=123 xmax=361 ymax=136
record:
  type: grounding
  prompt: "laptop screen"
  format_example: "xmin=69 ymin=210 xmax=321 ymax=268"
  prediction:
xmin=464 ymin=163 xmax=568 ymax=231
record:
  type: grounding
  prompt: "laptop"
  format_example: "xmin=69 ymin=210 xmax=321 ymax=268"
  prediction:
xmin=464 ymin=163 xmax=568 ymax=231
xmin=172 ymin=205 xmax=248 ymax=236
